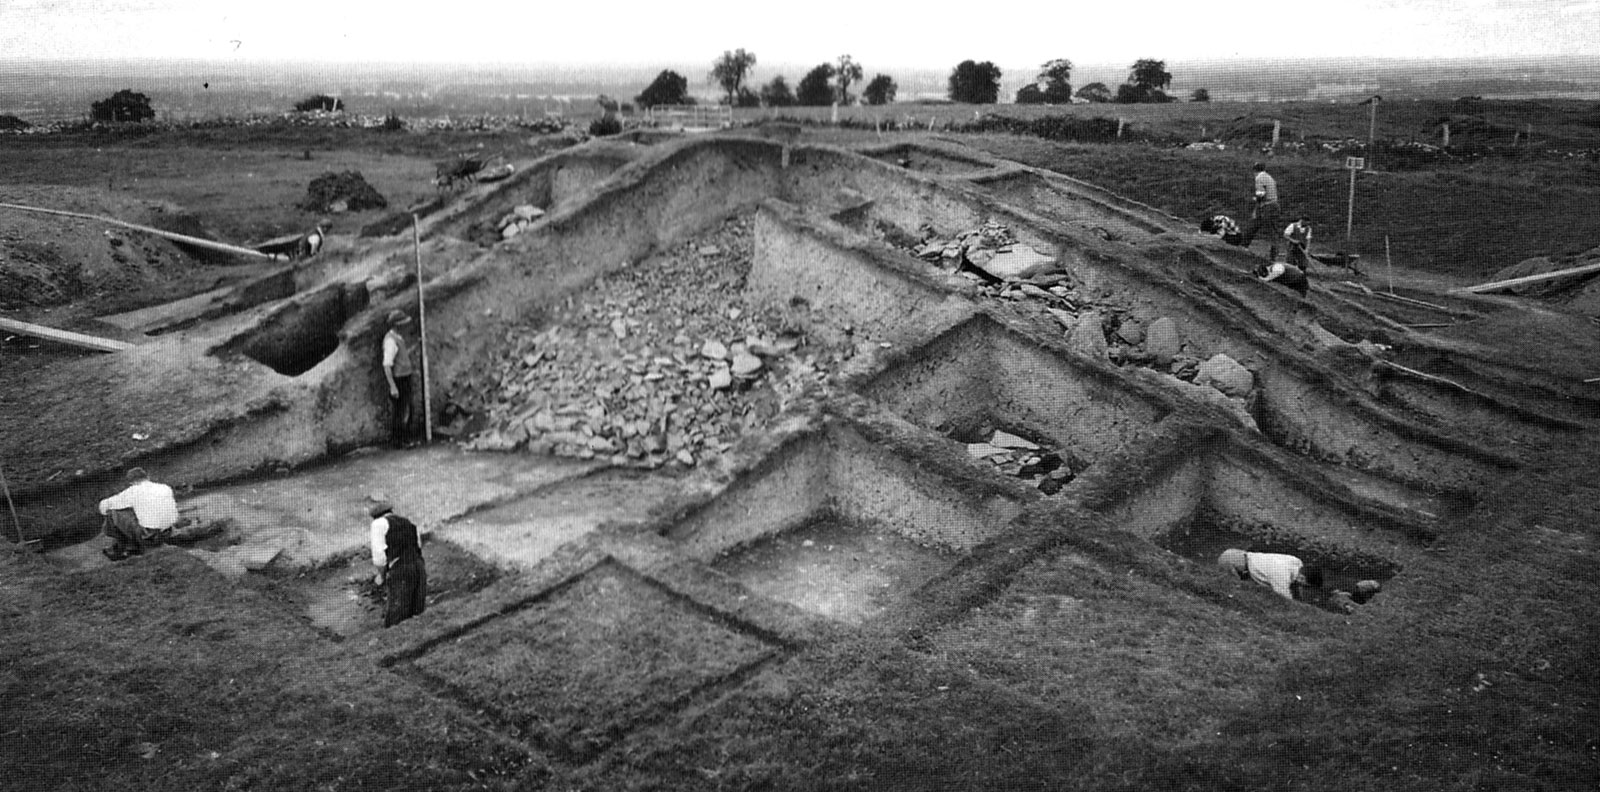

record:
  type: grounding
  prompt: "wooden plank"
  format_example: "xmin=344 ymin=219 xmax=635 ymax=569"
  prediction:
xmin=0 ymin=317 xmax=134 ymax=352
xmin=1455 ymin=260 xmax=1600 ymax=294
xmin=0 ymin=202 xmax=277 ymax=260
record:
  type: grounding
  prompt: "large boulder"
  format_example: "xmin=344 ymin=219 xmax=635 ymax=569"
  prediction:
xmin=970 ymin=244 xmax=1057 ymax=281
xmin=1195 ymin=353 xmax=1254 ymax=398
xmin=1068 ymin=311 xmax=1108 ymax=360
xmin=1145 ymin=317 xmax=1181 ymax=366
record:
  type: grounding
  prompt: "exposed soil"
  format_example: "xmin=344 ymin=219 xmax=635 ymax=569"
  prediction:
xmin=4 ymin=118 xmax=1599 ymax=792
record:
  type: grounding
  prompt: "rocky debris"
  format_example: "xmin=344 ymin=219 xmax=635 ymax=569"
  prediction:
xmin=1195 ymin=354 xmax=1254 ymax=399
xmin=298 ymin=171 xmax=387 ymax=214
xmin=452 ymin=214 xmax=845 ymax=468
xmin=496 ymin=204 xmax=546 ymax=240
xmin=909 ymin=221 xmax=1058 ymax=282
xmin=964 ymin=428 xmax=1085 ymax=495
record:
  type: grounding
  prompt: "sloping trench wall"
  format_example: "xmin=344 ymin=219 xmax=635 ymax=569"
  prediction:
xmin=762 ymin=146 xmax=1510 ymax=493
xmin=422 ymin=143 xmax=645 ymax=243
xmin=669 ymin=419 xmax=1031 ymax=562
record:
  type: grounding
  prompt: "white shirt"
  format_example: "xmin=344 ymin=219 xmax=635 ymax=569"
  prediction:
xmin=1254 ymin=171 xmax=1278 ymax=203
xmin=371 ymin=516 xmax=391 ymax=567
xmin=98 ymin=480 xmax=179 ymax=531
xmin=1220 ymin=549 xmax=1303 ymax=599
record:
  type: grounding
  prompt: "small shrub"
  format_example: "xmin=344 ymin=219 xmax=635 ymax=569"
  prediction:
xmin=589 ymin=116 xmax=622 ymax=136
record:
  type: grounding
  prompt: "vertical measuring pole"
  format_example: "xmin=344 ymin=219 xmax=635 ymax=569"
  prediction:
xmin=1367 ymin=96 xmax=1379 ymax=169
xmin=1344 ymin=156 xmax=1364 ymax=258
xmin=0 ymin=460 xmax=23 ymax=544
xmin=1386 ymin=236 xmax=1394 ymax=295
xmin=412 ymin=215 xmax=433 ymax=443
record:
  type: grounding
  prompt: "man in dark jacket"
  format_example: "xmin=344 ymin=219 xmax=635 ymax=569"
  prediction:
xmin=368 ymin=502 xmax=427 ymax=627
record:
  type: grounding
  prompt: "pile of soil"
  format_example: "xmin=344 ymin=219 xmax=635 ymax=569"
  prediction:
xmin=0 ymin=186 xmax=215 ymax=314
xmin=297 ymin=170 xmax=388 ymax=214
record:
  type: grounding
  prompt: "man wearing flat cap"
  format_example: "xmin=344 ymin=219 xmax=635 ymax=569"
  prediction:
xmin=369 ymin=502 xmax=426 ymax=627
xmin=381 ymin=309 xmax=418 ymax=448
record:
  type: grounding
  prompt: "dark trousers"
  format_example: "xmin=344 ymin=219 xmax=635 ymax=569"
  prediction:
xmin=383 ymin=554 xmax=427 ymax=627
xmin=390 ymin=374 xmax=416 ymax=446
xmin=103 ymin=509 xmax=147 ymax=555
xmin=1243 ymin=201 xmax=1282 ymax=261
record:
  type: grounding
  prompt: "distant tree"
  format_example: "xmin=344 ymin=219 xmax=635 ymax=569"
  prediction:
xmin=1075 ymin=82 xmax=1112 ymax=103
xmin=1191 ymin=88 xmax=1211 ymax=103
xmin=1129 ymin=59 xmax=1172 ymax=92
xmin=294 ymin=94 xmax=340 ymax=112
xmin=863 ymin=74 xmax=897 ymax=106
xmin=1038 ymin=58 xmax=1074 ymax=103
xmin=796 ymin=63 xmax=836 ymax=106
xmin=834 ymin=54 xmax=864 ymax=105
xmin=710 ymin=49 xmax=757 ymax=106
xmin=760 ymin=76 xmax=797 ymax=107
xmin=947 ymin=60 xmax=1002 ymax=104
xmin=90 ymin=89 xmax=155 ymax=123
xmin=636 ymin=70 xmax=690 ymax=108
xmin=1016 ymin=84 xmax=1047 ymax=104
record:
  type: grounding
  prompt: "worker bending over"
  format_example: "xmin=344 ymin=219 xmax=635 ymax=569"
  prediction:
xmin=1218 ymin=548 xmax=1322 ymax=600
xmin=98 ymin=467 xmax=178 ymax=561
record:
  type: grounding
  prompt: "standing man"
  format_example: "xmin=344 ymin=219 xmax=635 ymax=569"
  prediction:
xmin=369 ymin=502 xmax=427 ymax=627
xmin=1241 ymin=162 xmax=1282 ymax=262
xmin=97 ymin=467 xmax=179 ymax=561
xmin=381 ymin=309 xmax=418 ymax=448
xmin=1218 ymin=548 xmax=1321 ymax=600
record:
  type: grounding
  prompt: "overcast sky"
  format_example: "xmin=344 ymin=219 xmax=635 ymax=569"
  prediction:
xmin=1 ymin=0 xmax=1593 ymax=71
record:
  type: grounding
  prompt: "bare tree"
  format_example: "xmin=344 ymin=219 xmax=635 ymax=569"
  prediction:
xmin=710 ymin=49 xmax=758 ymax=106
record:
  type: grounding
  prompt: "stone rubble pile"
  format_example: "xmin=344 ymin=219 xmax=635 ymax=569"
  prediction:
xmin=495 ymin=204 xmax=546 ymax=240
xmin=896 ymin=220 xmax=1257 ymax=405
xmin=454 ymin=215 xmax=845 ymax=468
xmin=964 ymin=429 xmax=1085 ymax=495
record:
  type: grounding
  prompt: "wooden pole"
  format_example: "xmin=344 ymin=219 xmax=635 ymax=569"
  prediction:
xmin=0 ymin=460 xmax=24 ymax=545
xmin=1386 ymin=235 xmax=1393 ymax=294
xmin=412 ymin=215 xmax=433 ymax=443
xmin=1345 ymin=166 xmax=1357 ymax=253
xmin=1455 ymin=260 xmax=1600 ymax=294
xmin=0 ymin=202 xmax=276 ymax=260
xmin=1367 ymin=99 xmax=1378 ymax=169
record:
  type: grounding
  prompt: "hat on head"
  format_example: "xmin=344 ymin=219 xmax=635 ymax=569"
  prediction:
xmin=125 ymin=467 xmax=149 ymax=481
xmin=386 ymin=309 xmax=412 ymax=326
xmin=369 ymin=502 xmax=394 ymax=519
xmin=1217 ymin=548 xmax=1248 ymax=572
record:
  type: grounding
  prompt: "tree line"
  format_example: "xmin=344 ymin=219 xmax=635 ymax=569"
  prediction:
xmin=636 ymin=53 xmax=1209 ymax=109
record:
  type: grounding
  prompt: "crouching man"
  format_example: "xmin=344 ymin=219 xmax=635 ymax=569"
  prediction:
xmin=97 ymin=467 xmax=179 ymax=561
xmin=1218 ymin=548 xmax=1322 ymax=600
xmin=369 ymin=502 xmax=427 ymax=627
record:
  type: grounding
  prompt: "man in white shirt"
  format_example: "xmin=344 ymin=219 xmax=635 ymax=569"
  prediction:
xmin=369 ymin=502 xmax=427 ymax=627
xmin=98 ymin=467 xmax=179 ymax=560
xmin=381 ymin=309 xmax=418 ymax=448
xmin=1218 ymin=548 xmax=1320 ymax=600
xmin=1240 ymin=162 xmax=1282 ymax=262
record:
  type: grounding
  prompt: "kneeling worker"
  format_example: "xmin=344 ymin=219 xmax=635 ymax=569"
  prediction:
xmin=1255 ymin=260 xmax=1309 ymax=298
xmin=1218 ymin=548 xmax=1321 ymax=600
xmin=97 ymin=467 xmax=179 ymax=561
xmin=369 ymin=502 xmax=427 ymax=627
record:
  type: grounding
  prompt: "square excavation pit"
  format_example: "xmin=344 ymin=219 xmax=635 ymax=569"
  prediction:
xmin=862 ymin=316 xmax=1169 ymax=485
xmin=670 ymin=423 xmax=1028 ymax=622
xmin=1092 ymin=435 xmax=1419 ymax=612
xmin=408 ymin=561 xmax=780 ymax=760
xmin=712 ymin=515 xmax=959 ymax=626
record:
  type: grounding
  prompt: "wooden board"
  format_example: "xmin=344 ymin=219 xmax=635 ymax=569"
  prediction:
xmin=0 ymin=317 xmax=135 ymax=352
xmin=1456 ymin=260 xmax=1600 ymax=294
